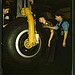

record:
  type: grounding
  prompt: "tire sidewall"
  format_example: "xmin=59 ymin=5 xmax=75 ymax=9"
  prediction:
xmin=3 ymin=18 xmax=47 ymax=67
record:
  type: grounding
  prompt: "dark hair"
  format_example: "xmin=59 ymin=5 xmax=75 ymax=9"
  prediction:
xmin=55 ymin=10 xmax=63 ymax=17
xmin=3 ymin=0 xmax=10 ymax=9
xmin=3 ymin=6 xmax=9 ymax=9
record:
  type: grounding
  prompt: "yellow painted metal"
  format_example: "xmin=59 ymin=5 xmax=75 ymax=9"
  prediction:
xmin=21 ymin=7 xmax=36 ymax=49
xmin=21 ymin=8 xmax=26 ymax=16
xmin=24 ymin=39 xmax=32 ymax=49
xmin=24 ymin=38 xmax=37 ymax=49
xmin=25 ymin=8 xmax=35 ymax=45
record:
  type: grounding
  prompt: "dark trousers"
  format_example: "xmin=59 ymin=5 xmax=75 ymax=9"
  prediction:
xmin=55 ymin=36 xmax=69 ymax=64
xmin=46 ymin=37 xmax=58 ymax=63
xmin=45 ymin=35 xmax=70 ymax=64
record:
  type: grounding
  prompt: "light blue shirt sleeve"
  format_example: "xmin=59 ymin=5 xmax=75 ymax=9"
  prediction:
xmin=62 ymin=21 xmax=69 ymax=33
xmin=54 ymin=23 xmax=59 ymax=30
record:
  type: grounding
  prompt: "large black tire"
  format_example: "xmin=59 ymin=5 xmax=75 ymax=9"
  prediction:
xmin=3 ymin=17 xmax=47 ymax=68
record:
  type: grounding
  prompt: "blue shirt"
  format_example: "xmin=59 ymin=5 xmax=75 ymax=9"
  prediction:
xmin=54 ymin=19 xmax=69 ymax=33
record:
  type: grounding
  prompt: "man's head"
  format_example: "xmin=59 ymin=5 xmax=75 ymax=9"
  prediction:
xmin=55 ymin=10 xmax=63 ymax=22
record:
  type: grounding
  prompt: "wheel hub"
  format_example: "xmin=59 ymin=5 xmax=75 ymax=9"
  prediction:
xmin=24 ymin=38 xmax=37 ymax=49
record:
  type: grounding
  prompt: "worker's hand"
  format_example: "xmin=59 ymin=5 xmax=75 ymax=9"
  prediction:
xmin=48 ymin=40 xmax=51 ymax=47
xmin=39 ymin=17 xmax=46 ymax=24
xmin=3 ymin=24 xmax=7 ymax=28
xmin=62 ymin=41 xmax=66 ymax=47
xmin=16 ymin=16 xmax=18 ymax=18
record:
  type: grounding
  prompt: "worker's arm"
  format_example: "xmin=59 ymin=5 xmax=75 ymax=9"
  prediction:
xmin=3 ymin=24 xmax=8 ymax=28
xmin=48 ymin=30 xmax=54 ymax=47
xmin=62 ymin=21 xmax=69 ymax=47
xmin=43 ymin=25 xmax=56 ymax=30
xmin=63 ymin=31 xmax=68 ymax=47
xmin=39 ymin=17 xmax=56 ymax=30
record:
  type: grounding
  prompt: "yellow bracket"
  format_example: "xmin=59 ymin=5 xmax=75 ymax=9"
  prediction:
xmin=21 ymin=7 xmax=36 ymax=49
xmin=24 ymin=39 xmax=37 ymax=49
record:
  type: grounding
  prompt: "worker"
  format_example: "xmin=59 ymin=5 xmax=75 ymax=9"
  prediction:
xmin=3 ymin=0 xmax=10 ymax=28
xmin=39 ymin=18 xmax=54 ymax=47
xmin=3 ymin=6 xmax=9 ymax=28
xmin=39 ymin=10 xmax=69 ymax=64
xmin=39 ymin=17 xmax=56 ymax=63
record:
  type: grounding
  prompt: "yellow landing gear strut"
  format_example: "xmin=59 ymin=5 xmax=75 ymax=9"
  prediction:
xmin=21 ymin=7 xmax=37 ymax=49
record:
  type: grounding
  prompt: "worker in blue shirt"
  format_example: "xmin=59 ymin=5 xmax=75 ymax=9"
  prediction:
xmin=39 ymin=10 xmax=69 ymax=63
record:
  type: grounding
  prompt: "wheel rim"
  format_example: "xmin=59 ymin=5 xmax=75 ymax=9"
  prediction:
xmin=15 ymin=29 xmax=41 ymax=58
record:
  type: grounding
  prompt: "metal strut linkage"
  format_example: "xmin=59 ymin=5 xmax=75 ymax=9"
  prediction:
xmin=21 ymin=7 xmax=36 ymax=49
